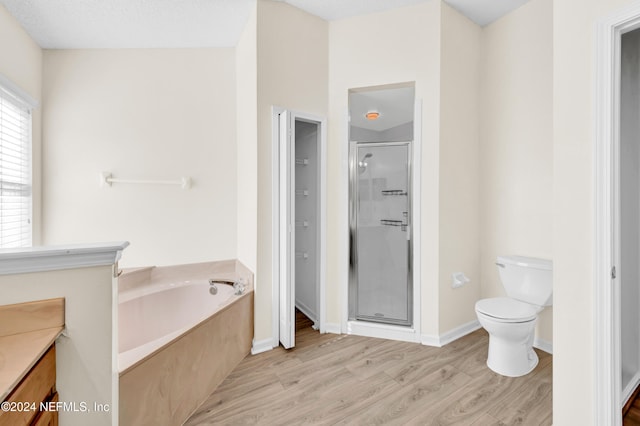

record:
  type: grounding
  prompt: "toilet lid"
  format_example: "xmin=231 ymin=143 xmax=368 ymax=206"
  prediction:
xmin=475 ymin=297 xmax=537 ymax=322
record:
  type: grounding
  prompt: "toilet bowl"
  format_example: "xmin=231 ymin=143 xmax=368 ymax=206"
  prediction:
xmin=475 ymin=256 xmax=552 ymax=377
xmin=475 ymin=298 xmax=539 ymax=377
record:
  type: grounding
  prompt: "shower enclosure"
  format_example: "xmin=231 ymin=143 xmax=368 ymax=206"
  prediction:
xmin=348 ymin=84 xmax=415 ymax=328
xmin=349 ymin=142 xmax=412 ymax=326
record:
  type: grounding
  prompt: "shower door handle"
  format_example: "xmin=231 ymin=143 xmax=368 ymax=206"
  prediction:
xmin=402 ymin=212 xmax=410 ymax=240
xmin=401 ymin=212 xmax=408 ymax=232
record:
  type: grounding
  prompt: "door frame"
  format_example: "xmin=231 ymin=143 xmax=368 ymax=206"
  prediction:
xmin=594 ymin=3 xmax=640 ymax=424
xmin=341 ymin=99 xmax=422 ymax=342
xmin=271 ymin=106 xmax=327 ymax=348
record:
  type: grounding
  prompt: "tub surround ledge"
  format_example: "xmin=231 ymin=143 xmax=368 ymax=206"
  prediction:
xmin=0 ymin=241 xmax=129 ymax=275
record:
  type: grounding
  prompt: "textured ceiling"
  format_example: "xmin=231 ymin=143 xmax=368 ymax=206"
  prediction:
xmin=0 ymin=0 xmax=255 ymax=48
xmin=0 ymin=0 xmax=533 ymax=49
xmin=283 ymin=0 xmax=430 ymax=22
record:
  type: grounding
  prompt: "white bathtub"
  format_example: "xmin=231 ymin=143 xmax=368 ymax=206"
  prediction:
xmin=118 ymin=279 xmax=237 ymax=372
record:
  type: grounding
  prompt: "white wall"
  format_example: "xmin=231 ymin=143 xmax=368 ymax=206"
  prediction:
xmin=253 ymin=0 xmax=329 ymax=343
xmin=42 ymin=48 xmax=237 ymax=268
xmin=553 ymin=0 xmax=636 ymax=423
xmin=479 ymin=0 xmax=554 ymax=343
xmin=438 ymin=2 xmax=481 ymax=333
xmin=329 ymin=1 xmax=442 ymax=336
xmin=236 ymin=4 xmax=258 ymax=273
xmin=0 ymin=5 xmax=43 ymax=244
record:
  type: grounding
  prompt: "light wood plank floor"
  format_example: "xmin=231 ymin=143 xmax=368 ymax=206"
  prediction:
xmin=186 ymin=312 xmax=552 ymax=425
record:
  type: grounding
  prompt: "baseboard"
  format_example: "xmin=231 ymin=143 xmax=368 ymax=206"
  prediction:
xmin=323 ymin=322 xmax=341 ymax=334
xmin=420 ymin=334 xmax=441 ymax=347
xmin=533 ymin=337 xmax=553 ymax=354
xmin=421 ymin=320 xmax=481 ymax=347
xmin=295 ymin=300 xmax=317 ymax=324
xmin=623 ymin=371 xmax=640 ymax=413
xmin=251 ymin=337 xmax=274 ymax=355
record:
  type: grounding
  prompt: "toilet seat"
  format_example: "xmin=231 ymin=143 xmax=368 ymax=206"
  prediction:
xmin=475 ymin=297 xmax=537 ymax=323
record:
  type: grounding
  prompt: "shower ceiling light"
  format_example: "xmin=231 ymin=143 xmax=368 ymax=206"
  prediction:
xmin=365 ymin=111 xmax=380 ymax=120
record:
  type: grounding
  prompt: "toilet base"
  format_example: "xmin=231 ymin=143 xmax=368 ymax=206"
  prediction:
xmin=486 ymin=335 xmax=539 ymax=377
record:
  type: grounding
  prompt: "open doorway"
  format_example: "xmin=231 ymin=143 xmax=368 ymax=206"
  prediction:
xmin=594 ymin=6 xmax=640 ymax=425
xmin=272 ymin=108 xmax=326 ymax=349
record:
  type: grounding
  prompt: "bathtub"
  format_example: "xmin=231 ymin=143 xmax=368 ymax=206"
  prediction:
xmin=118 ymin=260 xmax=253 ymax=426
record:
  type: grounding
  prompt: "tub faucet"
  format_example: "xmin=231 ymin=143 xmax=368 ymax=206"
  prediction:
xmin=208 ymin=278 xmax=245 ymax=295
xmin=233 ymin=279 xmax=246 ymax=296
xmin=208 ymin=279 xmax=218 ymax=295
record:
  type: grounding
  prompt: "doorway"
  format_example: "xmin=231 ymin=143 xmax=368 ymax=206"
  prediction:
xmin=347 ymin=83 xmax=415 ymax=330
xmin=620 ymin=27 xmax=640 ymax=407
xmin=594 ymin=6 xmax=640 ymax=425
xmin=272 ymin=108 xmax=326 ymax=350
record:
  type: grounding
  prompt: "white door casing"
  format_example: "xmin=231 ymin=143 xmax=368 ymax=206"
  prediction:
xmin=272 ymin=107 xmax=327 ymax=350
xmin=595 ymin=3 xmax=640 ymax=424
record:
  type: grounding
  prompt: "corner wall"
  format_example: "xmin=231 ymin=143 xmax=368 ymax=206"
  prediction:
xmin=479 ymin=0 xmax=554 ymax=344
xmin=328 ymin=1 xmax=442 ymax=336
xmin=438 ymin=3 xmax=482 ymax=334
xmin=253 ymin=0 xmax=328 ymax=343
xmin=236 ymin=4 xmax=258 ymax=273
xmin=42 ymin=48 xmax=237 ymax=267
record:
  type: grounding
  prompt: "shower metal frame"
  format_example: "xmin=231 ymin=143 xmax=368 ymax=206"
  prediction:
xmin=348 ymin=140 xmax=413 ymax=327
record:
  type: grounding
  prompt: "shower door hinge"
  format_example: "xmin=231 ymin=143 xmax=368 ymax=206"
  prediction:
xmin=611 ymin=266 xmax=616 ymax=279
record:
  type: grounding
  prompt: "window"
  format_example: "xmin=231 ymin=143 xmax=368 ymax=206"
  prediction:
xmin=0 ymin=77 xmax=34 ymax=248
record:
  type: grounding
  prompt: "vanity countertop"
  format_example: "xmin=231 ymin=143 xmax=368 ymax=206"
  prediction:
xmin=0 ymin=298 xmax=65 ymax=401
xmin=0 ymin=326 xmax=63 ymax=401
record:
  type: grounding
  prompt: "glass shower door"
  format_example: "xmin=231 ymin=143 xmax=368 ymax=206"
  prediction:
xmin=351 ymin=142 xmax=411 ymax=326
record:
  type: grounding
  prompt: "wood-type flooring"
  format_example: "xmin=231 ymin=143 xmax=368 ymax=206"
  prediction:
xmin=186 ymin=311 xmax=552 ymax=425
xmin=624 ymin=385 xmax=640 ymax=425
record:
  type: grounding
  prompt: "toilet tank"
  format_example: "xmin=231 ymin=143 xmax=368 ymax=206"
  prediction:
xmin=497 ymin=255 xmax=553 ymax=307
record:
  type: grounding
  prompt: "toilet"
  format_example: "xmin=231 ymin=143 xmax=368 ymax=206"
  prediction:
xmin=475 ymin=255 xmax=552 ymax=377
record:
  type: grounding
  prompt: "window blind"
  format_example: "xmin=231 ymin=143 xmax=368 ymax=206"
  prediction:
xmin=0 ymin=86 xmax=32 ymax=248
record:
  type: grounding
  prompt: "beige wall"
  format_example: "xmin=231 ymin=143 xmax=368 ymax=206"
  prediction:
xmin=479 ymin=0 xmax=553 ymax=342
xmin=329 ymin=2 xmax=442 ymax=335
xmin=553 ymin=0 xmax=635 ymax=423
xmin=236 ymin=4 xmax=258 ymax=273
xmin=0 ymin=5 xmax=43 ymax=244
xmin=438 ymin=3 xmax=482 ymax=333
xmin=1 ymin=266 xmax=117 ymax=426
xmin=42 ymin=49 xmax=237 ymax=268
xmin=253 ymin=0 xmax=329 ymax=342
